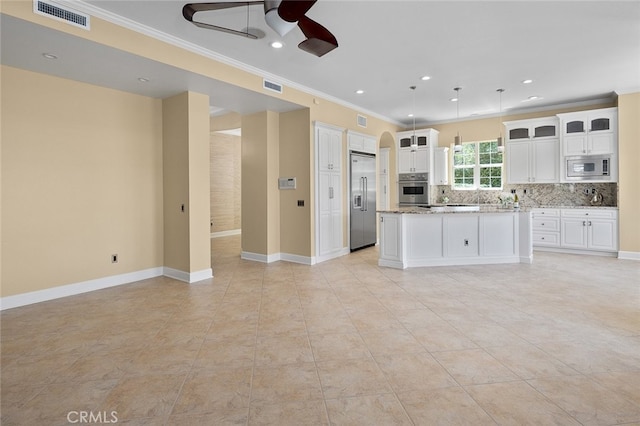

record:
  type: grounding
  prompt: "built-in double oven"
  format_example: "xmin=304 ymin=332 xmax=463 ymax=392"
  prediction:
xmin=398 ymin=172 xmax=430 ymax=206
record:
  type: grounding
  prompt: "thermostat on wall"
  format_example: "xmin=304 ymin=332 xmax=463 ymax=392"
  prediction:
xmin=278 ymin=177 xmax=296 ymax=190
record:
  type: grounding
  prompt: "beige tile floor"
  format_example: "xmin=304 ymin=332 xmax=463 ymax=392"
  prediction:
xmin=2 ymin=235 xmax=640 ymax=425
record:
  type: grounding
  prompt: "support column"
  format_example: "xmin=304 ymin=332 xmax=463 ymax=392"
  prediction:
xmin=241 ymin=111 xmax=281 ymax=261
xmin=162 ymin=91 xmax=212 ymax=281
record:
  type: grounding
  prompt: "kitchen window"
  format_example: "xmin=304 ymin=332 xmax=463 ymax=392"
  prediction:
xmin=453 ymin=140 xmax=503 ymax=190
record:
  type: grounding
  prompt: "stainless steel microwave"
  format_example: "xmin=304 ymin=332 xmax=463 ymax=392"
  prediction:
xmin=566 ymin=155 xmax=610 ymax=180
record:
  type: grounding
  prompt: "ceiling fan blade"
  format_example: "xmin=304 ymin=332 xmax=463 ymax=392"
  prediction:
xmin=297 ymin=15 xmax=338 ymax=57
xmin=183 ymin=2 xmax=264 ymax=39
xmin=277 ymin=0 xmax=316 ymax=22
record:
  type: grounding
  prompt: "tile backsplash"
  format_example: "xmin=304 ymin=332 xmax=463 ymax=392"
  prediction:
xmin=432 ymin=183 xmax=617 ymax=207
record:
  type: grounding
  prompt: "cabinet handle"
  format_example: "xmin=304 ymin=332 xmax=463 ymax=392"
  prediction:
xmin=583 ymin=221 xmax=586 ymax=226
xmin=541 ymin=237 xmax=545 ymax=240
xmin=541 ymin=223 xmax=545 ymax=226
xmin=588 ymin=221 xmax=592 ymax=226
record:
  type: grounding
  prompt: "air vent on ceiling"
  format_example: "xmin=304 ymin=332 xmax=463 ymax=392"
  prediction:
xmin=357 ymin=114 xmax=368 ymax=128
xmin=34 ymin=0 xmax=90 ymax=30
xmin=263 ymin=79 xmax=283 ymax=94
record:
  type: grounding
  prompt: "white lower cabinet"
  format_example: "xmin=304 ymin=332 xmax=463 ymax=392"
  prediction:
xmin=560 ymin=209 xmax=618 ymax=252
xmin=533 ymin=208 xmax=617 ymax=254
xmin=318 ymin=171 xmax=343 ymax=256
xmin=532 ymin=208 xmax=561 ymax=247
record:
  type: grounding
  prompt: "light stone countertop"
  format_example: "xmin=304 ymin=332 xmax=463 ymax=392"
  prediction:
xmin=378 ymin=205 xmax=530 ymax=214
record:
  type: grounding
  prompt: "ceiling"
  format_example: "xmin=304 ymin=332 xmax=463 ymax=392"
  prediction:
xmin=3 ymin=1 xmax=640 ymax=127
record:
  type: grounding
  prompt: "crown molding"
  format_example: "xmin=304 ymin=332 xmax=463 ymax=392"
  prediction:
xmin=55 ymin=0 xmax=401 ymax=126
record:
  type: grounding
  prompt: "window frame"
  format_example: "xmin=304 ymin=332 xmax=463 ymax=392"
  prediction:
xmin=452 ymin=140 xmax=503 ymax=191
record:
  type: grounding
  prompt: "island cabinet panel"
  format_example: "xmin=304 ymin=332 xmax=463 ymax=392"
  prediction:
xmin=405 ymin=215 xmax=443 ymax=261
xmin=444 ymin=216 xmax=479 ymax=257
xmin=378 ymin=210 xmax=532 ymax=269
xmin=379 ymin=214 xmax=403 ymax=267
xmin=480 ymin=214 xmax=517 ymax=257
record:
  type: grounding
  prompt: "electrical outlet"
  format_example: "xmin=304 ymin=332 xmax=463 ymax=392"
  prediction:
xmin=523 ymin=189 xmax=527 ymax=195
xmin=510 ymin=189 xmax=516 ymax=194
xmin=111 ymin=254 xmax=118 ymax=263
xmin=297 ymin=200 xmax=304 ymax=207
xmin=181 ymin=204 xmax=185 ymax=212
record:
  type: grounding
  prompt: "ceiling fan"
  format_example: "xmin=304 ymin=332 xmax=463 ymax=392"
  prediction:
xmin=182 ymin=0 xmax=338 ymax=57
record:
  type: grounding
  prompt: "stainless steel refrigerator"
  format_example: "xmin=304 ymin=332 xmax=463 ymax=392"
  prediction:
xmin=350 ymin=152 xmax=377 ymax=251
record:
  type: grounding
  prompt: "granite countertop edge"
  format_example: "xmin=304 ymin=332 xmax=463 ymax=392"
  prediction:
xmin=378 ymin=205 xmax=618 ymax=215
xmin=377 ymin=207 xmax=529 ymax=215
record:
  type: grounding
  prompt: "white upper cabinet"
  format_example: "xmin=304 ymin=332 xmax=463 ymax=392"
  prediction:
xmin=433 ymin=147 xmax=449 ymax=185
xmin=558 ymin=107 xmax=617 ymax=156
xmin=318 ymin=125 xmax=342 ymax=172
xmin=504 ymin=117 xmax=560 ymax=184
xmin=347 ymin=130 xmax=376 ymax=154
xmin=396 ymin=129 xmax=438 ymax=174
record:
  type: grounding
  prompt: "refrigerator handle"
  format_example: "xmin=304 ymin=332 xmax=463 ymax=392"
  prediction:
xmin=361 ymin=177 xmax=366 ymax=211
xmin=363 ymin=177 xmax=368 ymax=211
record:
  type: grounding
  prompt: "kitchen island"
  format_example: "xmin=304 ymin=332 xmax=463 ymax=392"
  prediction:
xmin=378 ymin=206 xmax=532 ymax=269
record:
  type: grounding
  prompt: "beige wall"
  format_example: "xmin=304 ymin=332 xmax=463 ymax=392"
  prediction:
xmin=210 ymin=132 xmax=241 ymax=233
xmin=211 ymin=113 xmax=242 ymax=132
xmin=162 ymin=93 xmax=190 ymax=272
xmin=241 ymin=111 xmax=281 ymax=256
xmin=1 ymin=66 xmax=164 ymax=297
xmin=617 ymin=93 xmax=640 ymax=253
xmin=279 ymin=109 xmax=312 ymax=257
xmin=162 ymin=91 xmax=211 ymax=274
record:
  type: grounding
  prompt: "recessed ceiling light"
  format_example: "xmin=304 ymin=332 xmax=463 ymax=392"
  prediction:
xmin=355 ymin=89 xmax=364 ymax=95
xmin=522 ymin=95 xmax=542 ymax=102
xmin=522 ymin=79 xmax=533 ymax=84
xmin=408 ymin=113 xmax=414 ymax=117
xmin=42 ymin=53 xmax=58 ymax=60
xmin=270 ymin=41 xmax=284 ymax=49
xmin=450 ymin=97 xmax=458 ymax=102
xmin=137 ymin=77 xmax=150 ymax=83
xmin=420 ymin=75 xmax=431 ymax=81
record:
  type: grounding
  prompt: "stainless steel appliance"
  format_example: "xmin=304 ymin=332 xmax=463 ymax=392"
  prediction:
xmin=350 ymin=153 xmax=377 ymax=251
xmin=398 ymin=172 xmax=430 ymax=206
xmin=566 ymin=155 xmax=611 ymax=180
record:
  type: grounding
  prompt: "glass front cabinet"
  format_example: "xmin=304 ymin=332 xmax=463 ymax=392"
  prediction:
xmin=557 ymin=107 xmax=617 ymax=156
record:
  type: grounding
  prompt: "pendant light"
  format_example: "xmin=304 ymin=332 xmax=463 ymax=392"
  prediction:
xmin=496 ymin=88 xmax=505 ymax=152
xmin=453 ymin=87 xmax=462 ymax=152
xmin=410 ymin=85 xmax=417 ymax=148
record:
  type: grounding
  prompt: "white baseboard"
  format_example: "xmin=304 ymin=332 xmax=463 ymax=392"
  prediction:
xmin=163 ymin=267 xmax=213 ymax=283
xmin=1 ymin=266 xmax=215 ymax=310
xmin=314 ymin=247 xmax=350 ymax=265
xmin=618 ymin=251 xmax=640 ymax=261
xmin=280 ymin=253 xmax=313 ymax=265
xmin=0 ymin=267 xmax=163 ymax=311
xmin=241 ymin=251 xmax=314 ymax=265
xmin=211 ymin=229 xmax=241 ymax=238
